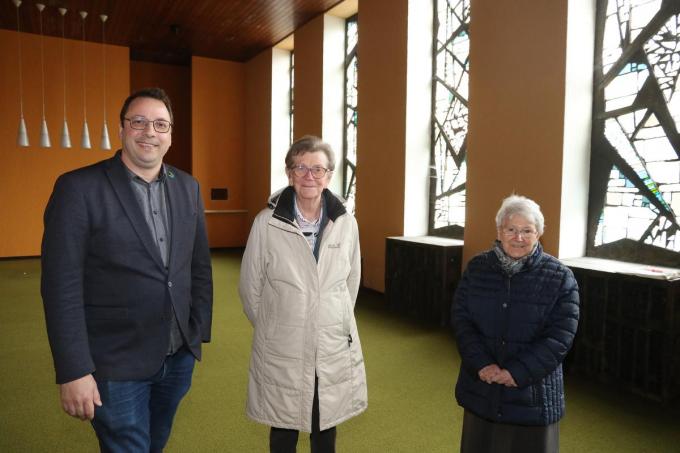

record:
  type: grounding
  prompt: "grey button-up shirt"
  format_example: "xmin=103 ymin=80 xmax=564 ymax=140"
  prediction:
xmin=127 ymin=165 xmax=184 ymax=355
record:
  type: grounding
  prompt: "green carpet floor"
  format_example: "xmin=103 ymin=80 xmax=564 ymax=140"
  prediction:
xmin=1 ymin=249 xmax=678 ymax=452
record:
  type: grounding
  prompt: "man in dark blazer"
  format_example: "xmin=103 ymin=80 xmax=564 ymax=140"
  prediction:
xmin=41 ymin=87 xmax=213 ymax=452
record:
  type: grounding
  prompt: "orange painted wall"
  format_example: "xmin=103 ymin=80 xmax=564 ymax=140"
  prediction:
xmin=464 ymin=0 xmax=568 ymax=264
xmin=130 ymin=61 xmax=192 ymax=174
xmin=354 ymin=0 xmax=409 ymax=291
xmin=191 ymin=56 xmax=248 ymax=248
xmin=293 ymin=15 xmax=324 ymax=139
xmin=244 ymin=50 xmax=273 ymax=228
xmin=0 ymin=29 xmax=128 ymax=257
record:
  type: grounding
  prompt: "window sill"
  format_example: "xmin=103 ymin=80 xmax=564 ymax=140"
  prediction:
xmin=561 ymin=256 xmax=680 ymax=281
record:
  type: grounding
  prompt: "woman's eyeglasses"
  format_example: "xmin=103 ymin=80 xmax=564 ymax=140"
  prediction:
xmin=501 ymin=227 xmax=538 ymax=238
xmin=289 ymin=165 xmax=330 ymax=179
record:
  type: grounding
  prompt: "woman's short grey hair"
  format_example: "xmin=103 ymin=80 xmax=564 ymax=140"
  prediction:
xmin=285 ymin=135 xmax=336 ymax=171
xmin=495 ymin=195 xmax=545 ymax=235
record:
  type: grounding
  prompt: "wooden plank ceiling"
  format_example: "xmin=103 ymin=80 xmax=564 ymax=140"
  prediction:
xmin=0 ymin=0 xmax=344 ymax=64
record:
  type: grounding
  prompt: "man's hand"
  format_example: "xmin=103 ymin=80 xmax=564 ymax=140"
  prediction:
xmin=59 ymin=374 xmax=102 ymax=420
xmin=478 ymin=364 xmax=502 ymax=384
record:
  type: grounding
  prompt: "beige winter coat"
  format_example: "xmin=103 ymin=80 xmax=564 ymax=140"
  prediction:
xmin=239 ymin=187 xmax=367 ymax=432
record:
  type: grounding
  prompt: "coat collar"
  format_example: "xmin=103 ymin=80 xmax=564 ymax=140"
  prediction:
xmin=268 ymin=186 xmax=347 ymax=227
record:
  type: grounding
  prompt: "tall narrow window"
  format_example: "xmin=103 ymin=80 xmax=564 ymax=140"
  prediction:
xmin=343 ymin=14 xmax=358 ymax=213
xmin=290 ymin=51 xmax=295 ymax=145
xmin=588 ymin=0 xmax=680 ymax=266
xmin=430 ymin=0 xmax=470 ymax=238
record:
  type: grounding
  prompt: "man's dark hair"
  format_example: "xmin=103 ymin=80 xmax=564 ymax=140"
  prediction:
xmin=119 ymin=87 xmax=174 ymax=126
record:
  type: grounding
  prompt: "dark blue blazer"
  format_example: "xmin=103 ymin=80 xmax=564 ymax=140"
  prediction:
xmin=41 ymin=151 xmax=213 ymax=384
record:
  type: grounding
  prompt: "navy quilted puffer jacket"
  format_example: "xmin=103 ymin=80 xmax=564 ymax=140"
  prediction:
xmin=452 ymin=243 xmax=579 ymax=426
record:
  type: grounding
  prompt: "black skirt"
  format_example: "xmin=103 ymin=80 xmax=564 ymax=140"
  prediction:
xmin=460 ymin=410 xmax=560 ymax=453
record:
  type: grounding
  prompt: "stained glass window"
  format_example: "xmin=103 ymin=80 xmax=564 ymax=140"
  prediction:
xmin=430 ymin=0 xmax=470 ymax=238
xmin=589 ymin=0 xmax=680 ymax=265
xmin=343 ymin=15 xmax=358 ymax=214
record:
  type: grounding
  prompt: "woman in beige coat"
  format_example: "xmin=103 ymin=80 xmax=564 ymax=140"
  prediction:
xmin=239 ymin=135 xmax=367 ymax=453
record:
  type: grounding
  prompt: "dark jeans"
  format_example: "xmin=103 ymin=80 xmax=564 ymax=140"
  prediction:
xmin=91 ymin=348 xmax=195 ymax=453
xmin=270 ymin=375 xmax=336 ymax=453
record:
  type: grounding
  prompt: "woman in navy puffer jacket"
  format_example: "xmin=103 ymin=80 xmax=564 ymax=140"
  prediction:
xmin=452 ymin=195 xmax=579 ymax=453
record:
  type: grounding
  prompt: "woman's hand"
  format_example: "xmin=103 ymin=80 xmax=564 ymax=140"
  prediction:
xmin=478 ymin=364 xmax=517 ymax=387
xmin=478 ymin=364 xmax=502 ymax=384
xmin=491 ymin=369 xmax=517 ymax=387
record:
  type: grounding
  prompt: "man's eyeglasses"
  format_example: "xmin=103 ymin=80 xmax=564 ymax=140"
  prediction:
xmin=501 ymin=227 xmax=538 ymax=238
xmin=125 ymin=117 xmax=172 ymax=133
xmin=289 ymin=165 xmax=330 ymax=179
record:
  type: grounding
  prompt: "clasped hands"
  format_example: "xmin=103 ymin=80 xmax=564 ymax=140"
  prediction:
xmin=478 ymin=364 xmax=517 ymax=387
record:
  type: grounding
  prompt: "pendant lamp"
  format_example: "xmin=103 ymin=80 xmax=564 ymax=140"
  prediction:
xmin=13 ymin=0 xmax=28 ymax=147
xmin=59 ymin=8 xmax=71 ymax=148
xmin=80 ymin=11 xmax=91 ymax=149
xmin=100 ymin=14 xmax=111 ymax=150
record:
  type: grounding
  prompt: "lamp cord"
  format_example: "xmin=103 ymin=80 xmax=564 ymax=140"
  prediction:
xmin=16 ymin=3 xmax=24 ymax=119
xmin=62 ymin=12 xmax=67 ymax=119
xmin=102 ymin=17 xmax=107 ymax=122
xmin=82 ymin=14 xmax=87 ymax=121
xmin=39 ymin=7 xmax=46 ymax=121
